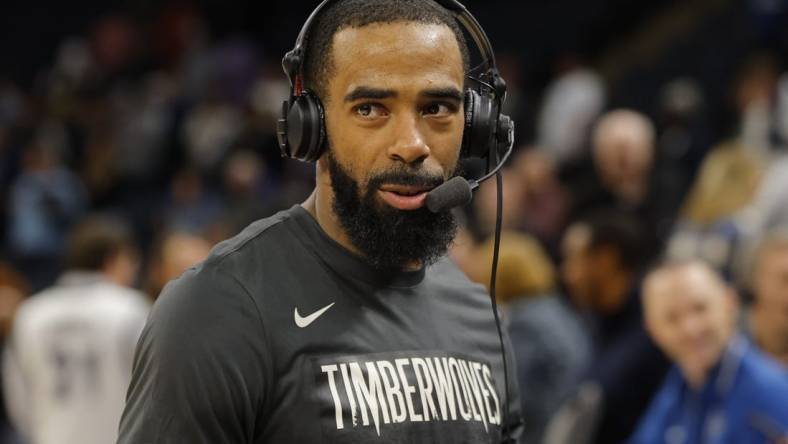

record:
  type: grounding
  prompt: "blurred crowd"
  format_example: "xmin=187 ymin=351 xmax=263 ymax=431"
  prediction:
xmin=1 ymin=1 xmax=788 ymax=443
xmin=451 ymin=44 xmax=788 ymax=444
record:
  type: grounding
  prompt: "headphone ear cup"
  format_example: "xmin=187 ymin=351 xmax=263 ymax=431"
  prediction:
xmin=462 ymin=89 xmax=497 ymax=159
xmin=278 ymin=92 xmax=326 ymax=162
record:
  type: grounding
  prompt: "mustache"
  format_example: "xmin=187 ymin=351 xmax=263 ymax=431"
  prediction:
xmin=366 ymin=168 xmax=449 ymax=190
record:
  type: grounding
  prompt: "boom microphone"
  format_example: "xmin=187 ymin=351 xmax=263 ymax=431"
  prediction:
xmin=425 ymin=177 xmax=477 ymax=213
xmin=425 ymin=128 xmax=514 ymax=213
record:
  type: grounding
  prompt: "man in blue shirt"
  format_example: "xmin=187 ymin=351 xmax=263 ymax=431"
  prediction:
xmin=630 ymin=259 xmax=788 ymax=444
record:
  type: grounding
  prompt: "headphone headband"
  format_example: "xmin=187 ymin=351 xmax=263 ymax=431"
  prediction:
xmin=282 ymin=0 xmax=504 ymax=99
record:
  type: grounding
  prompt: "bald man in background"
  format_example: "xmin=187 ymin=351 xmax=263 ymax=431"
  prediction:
xmin=592 ymin=110 xmax=656 ymax=207
xmin=566 ymin=109 xmax=684 ymax=262
xmin=630 ymin=260 xmax=788 ymax=444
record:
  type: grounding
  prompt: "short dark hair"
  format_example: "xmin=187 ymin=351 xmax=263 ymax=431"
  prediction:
xmin=302 ymin=0 xmax=471 ymax=101
xmin=581 ymin=210 xmax=644 ymax=272
xmin=65 ymin=216 xmax=136 ymax=271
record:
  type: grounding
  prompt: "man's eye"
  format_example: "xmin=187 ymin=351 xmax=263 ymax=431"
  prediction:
xmin=423 ymin=102 xmax=456 ymax=117
xmin=355 ymin=103 xmax=387 ymax=119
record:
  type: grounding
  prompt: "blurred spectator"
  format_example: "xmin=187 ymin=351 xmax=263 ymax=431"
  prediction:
xmin=6 ymin=131 xmax=87 ymax=291
xmin=250 ymin=65 xmax=291 ymax=133
xmin=163 ymin=166 xmax=225 ymax=236
xmin=555 ymin=211 xmax=670 ymax=444
xmin=146 ymin=231 xmax=212 ymax=299
xmin=465 ymin=231 xmax=589 ymax=444
xmin=631 ymin=260 xmax=788 ymax=443
xmin=746 ymin=227 xmax=788 ymax=366
xmin=592 ymin=110 xmax=655 ymax=206
xmin=0 ymin=265 xmax=27 ymax=339
xmin=79 ymin=128 xmax=119 ymax=207
xmin=2 ymin=216 xmax=150 ymax=444
xmin=111 ymin=72 xmax=178 ymax=185
xmin=181 ymin=100 xmax=243 ymax=173
xmin=734 ymin=52 xmax=781 ymax=159
xmin=0 ymin=262 xmax=28 ymax=444
xmin=221 ymin=149 xmax=275 ymax=233
xmin=655 ymin=77 xmax=713 ymax=204
xmin=511 ymin=147 xmax=571 ymax=254
xmin=472 ymin=168 xmax=525 ymax=238
xmin=738 ymin=154 xmax=788 ymax=253
xmin=537 ymin=60 xmax=606 ymax=166
xmin=569 ymin=109 xmax=684 ymax=262
xmin=666 ymin=143 xmax=763 ymax=280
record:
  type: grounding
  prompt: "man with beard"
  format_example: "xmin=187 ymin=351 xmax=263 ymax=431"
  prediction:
xmin=118 ymin=1 xmax=523 ymax=443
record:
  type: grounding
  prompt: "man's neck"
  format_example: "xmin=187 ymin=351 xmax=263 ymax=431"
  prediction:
xmin=681 ymin=332 xmax=736 ymax=391
xmin=682 ymin=365 xmax=711 ymax=391
xmin=680 ymin=351 xmax=723 ymax=391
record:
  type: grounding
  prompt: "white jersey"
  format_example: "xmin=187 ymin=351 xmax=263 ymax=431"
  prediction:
xmin=3 ymin=272 xmax=150 ymax=444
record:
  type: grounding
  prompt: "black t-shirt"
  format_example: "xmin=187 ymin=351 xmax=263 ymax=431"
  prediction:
xmin=118 ymin=205 xmax=523 ymax=443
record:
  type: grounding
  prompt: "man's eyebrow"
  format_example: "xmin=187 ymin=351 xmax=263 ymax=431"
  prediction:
xmin=344 ymin=87 xmax=398 ymax=103
xmin=421 ymin=87 xmax=463 ymax=102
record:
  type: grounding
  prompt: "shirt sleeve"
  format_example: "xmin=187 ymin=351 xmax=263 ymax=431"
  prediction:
xmin=117 ymin=263 xmax=271 ymax=444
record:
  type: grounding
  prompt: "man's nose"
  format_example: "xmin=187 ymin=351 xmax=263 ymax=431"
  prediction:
xmin=678 ymin=314 xmax=704 ymax=338
xmin=387 ymin=115 xmax=430 ymax=165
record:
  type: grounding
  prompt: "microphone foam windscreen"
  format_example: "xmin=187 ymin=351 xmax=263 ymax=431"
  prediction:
xmin=425 ymin=176 xmax=473 ymax=213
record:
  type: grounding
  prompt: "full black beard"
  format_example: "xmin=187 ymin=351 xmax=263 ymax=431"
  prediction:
xmin=327 ymin=152 xmax=457 ymax=271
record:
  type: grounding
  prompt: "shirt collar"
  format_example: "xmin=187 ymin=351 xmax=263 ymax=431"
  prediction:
xmin=679 ymin=334 xmax=748 ymax=401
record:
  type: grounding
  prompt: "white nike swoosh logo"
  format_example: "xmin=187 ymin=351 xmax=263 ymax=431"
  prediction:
xmin=294 ymin=302 xmax=335 ymax=328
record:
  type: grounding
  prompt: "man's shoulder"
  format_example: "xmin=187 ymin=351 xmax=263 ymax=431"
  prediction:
xmin=427 ymin=258 xmax=484 ymax=290
xmin=208 ymin=205 xmax=302 ymax=263
xmin=143 ymin=256 xmax=269 ymax=363
xmin=152 ymin=205 xmax=322 ymax=333
xmin=178 ymin=205 xmax=305 ymax=291
xmin=425 ymin=258 xmax=491 ymax=307
xmin=720 ymin=343 xmax=788 ymax=426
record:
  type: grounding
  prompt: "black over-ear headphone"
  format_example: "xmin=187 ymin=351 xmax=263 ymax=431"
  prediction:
xmin=276 ymin=0 xmax=514 ymax=164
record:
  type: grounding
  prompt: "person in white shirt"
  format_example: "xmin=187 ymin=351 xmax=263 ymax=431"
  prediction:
xmin=2 ymin=216 xmax=150 ymax=444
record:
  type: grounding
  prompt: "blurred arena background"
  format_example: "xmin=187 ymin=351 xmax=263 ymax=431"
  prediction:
xmin=0 ymin=0 xmax=787 ymax=443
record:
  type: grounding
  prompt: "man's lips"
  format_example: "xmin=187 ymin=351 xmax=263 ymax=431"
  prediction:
xmin=377 ymin=184 xmax=434 ymax=210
